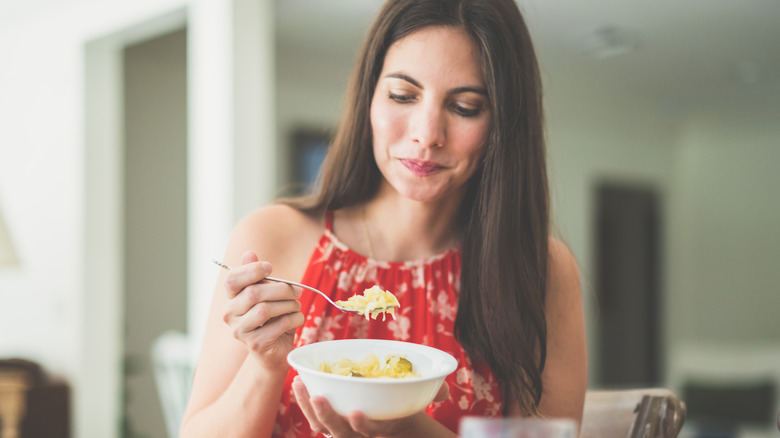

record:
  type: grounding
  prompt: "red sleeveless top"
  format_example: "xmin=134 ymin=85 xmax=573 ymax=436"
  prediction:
xmin=273 ymin=213 xmax=502 ymax=437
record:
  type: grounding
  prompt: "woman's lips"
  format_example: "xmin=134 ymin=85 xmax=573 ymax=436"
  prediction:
xmin=399 ymin=159 xmax=445 ymax=177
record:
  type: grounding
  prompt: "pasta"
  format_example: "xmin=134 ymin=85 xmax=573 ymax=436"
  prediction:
xmin=335 ymin=285 xmax=400 ymax=320
xmin=318 ymin=353 xmax=417 ymax=378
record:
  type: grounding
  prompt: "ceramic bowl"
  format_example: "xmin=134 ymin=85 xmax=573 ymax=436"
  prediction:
xmin=287 ymin=339 xmax=458 ymax=420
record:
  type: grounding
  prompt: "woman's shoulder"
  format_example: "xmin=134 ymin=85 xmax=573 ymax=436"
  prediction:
xmin=224 ymin=204 xmax=325 ymax=277
xmin=548 ymin=236 xmax=576 ymax=265
xmin=547 ymin=236 xmax=581 ymax=295
xmin=236 ymin=203 xmax=323 ymax=233
xmin=235 ymin=204 xmax=324 ymax=246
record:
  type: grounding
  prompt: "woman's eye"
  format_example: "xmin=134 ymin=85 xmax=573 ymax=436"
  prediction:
xmin=452 ymin=103 xmax=481 ymax=118
xmin=389 ymin=92 xmax=415 ymax=103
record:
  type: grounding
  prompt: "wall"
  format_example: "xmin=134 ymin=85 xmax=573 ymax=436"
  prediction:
xmin=669 ymin=104 xmax=780 ymax=344
xmin=665 ymin=103 xmax=780 ymax=435
xmin=274 ymin=42 xmax=355 ymax=192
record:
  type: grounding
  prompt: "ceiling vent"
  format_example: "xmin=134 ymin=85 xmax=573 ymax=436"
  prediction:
xmin=573 ymin=25 xmax=639 ymax=59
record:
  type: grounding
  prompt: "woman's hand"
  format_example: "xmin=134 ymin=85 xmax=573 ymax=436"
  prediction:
xmin=222 ymin=250 xmax=305 ymax=371
xmin=291 ymin=376 xmax=450 ymax=437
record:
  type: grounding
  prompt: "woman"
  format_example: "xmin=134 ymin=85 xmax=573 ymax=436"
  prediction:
xmin=180 ymin=0 xmax=587 ymax=437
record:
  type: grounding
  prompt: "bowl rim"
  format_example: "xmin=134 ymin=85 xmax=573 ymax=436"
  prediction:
xmin=287 ymin=339 xmax=458 ymax=383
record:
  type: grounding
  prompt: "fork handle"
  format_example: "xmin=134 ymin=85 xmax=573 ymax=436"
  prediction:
xmin=264 ymin=277 xmax=373 ymax=314
xmin=264 ymin=276 xmax=339 ymax=307
xmin=212 ymin=259 xmax=355 ymax=313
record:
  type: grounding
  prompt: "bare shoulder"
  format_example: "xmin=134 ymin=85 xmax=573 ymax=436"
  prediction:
xmin=545 ymin=237 xmax=584 ymax=334
xmin=234 ymin=204 xmax=321 ymax=236
xmin=547 ymin=237 xmax=581 ymax=295
xmin=223 ymin=204 xmax=324 ymax=279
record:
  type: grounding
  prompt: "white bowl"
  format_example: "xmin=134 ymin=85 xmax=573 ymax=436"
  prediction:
xmin=287 ymin=339 xmax=458 ymax=420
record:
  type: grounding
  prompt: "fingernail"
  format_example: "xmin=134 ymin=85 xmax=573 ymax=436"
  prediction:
xmin=260 ymin=261 xmax=272 ymax=274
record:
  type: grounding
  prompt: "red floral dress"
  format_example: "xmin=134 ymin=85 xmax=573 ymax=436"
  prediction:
xmin=273 ymin=213 xmax=502 ymax=437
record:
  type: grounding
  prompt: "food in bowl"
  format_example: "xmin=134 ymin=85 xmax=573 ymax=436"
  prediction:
xmin=287 ymin=339 xmax=458 ymax=419
xmin=335 ymin=285 xmax=400 ymax=320
xmin=319 ymin=352 xmax=417 ymax=378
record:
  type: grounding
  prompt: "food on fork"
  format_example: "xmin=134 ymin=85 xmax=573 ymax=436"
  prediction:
xmin=335 ymin=286 xmax=400 ymax=320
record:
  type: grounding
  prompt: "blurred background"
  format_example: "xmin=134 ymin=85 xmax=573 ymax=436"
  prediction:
xmin=0 ymin=0 xmax=778 ymax=437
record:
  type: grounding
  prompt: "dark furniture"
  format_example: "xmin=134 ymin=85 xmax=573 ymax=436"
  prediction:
xmin=0 ymin=359 xmax=70 ymax=438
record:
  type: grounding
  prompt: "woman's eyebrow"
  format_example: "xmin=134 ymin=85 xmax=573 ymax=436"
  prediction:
xmin=450 ymin=86 xmax=487 ymax=96
xmin=383 ymin=72 xmax=487 ymax=96
xmin=384 ymin=72 xmax=422 ymax=88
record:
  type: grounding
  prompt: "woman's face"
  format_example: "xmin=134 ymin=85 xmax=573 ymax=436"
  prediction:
xmin=370 ymin=26 xmax=490 ymax=203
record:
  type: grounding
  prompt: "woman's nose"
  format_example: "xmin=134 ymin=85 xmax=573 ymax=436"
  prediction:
xmin=410 ymin=103 xmax=445 ymax=148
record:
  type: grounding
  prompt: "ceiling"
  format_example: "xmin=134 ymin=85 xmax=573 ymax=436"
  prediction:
xmin=276 ymin=0 xmax=780 ymax=119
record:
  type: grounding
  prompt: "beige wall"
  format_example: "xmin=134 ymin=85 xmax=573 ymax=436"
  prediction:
xmin=670 ymin=108 xmax=780 ymax=343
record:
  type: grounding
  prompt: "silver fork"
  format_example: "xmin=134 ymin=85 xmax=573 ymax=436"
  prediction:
xmin=211 ymin=259 xmax=395 ymax=315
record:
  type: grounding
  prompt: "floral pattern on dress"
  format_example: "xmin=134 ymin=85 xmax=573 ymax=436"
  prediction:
xmin=273 ymin=213 xmax=503 ymax=437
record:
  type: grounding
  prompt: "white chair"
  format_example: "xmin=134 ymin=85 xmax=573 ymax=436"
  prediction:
xmin=151 ymin=331 xmax=197 ymax=438
xmin=580 ymin=388 xmax=686 ymax=438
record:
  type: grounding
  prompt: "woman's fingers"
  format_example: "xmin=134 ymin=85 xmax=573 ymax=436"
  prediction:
xmin=226 ymin=298 xmax=302 ymax=335
xmin=219 ymin=253 xmax=305 ymax=350
xmin=311 ymin=398 xmax=356 ymax=437
xmin=222 ymin=278 xmax=302 ymax=336
xmin=224 ymin=261 xmax=274 ymax=298
xmin=434 ymin=381 xmax=450 ymax=402
xmin=292 ymin=377 xmax=328 ymax=434
xmin=238 ymin=311 xmax=305 ymax=354
xmin=293 ymin=377 xmax=358 ymax=437
xmin=229 ymin=281 xmax=301 ymax=317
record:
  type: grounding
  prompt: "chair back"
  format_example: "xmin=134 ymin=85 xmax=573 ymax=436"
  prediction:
xmin=580 ymin=388 xmax=686 ymax=438
xmin=151 ymin=331 xmax=197 ymax=438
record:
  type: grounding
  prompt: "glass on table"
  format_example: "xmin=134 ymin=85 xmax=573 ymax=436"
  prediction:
xmin=459 ymin=417 xmax=577 ymax=438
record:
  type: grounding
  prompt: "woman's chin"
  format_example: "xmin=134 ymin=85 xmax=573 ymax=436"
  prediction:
xmin=381 ymin=172 xmax=458 ymax=203
xmin=396 ymin=184 xmax=448 ymax=203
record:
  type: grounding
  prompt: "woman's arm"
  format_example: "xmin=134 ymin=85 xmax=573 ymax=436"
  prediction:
xmin=507 ymin=237 xmax=588 ymax=425
xmin=179 ymin=205 xmax=321 ymax=438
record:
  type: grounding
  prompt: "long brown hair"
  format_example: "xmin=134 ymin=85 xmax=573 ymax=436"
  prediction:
xmin=286 ymin=0 xmax=549 ymax=414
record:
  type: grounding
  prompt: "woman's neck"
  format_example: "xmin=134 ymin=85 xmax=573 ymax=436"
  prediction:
xmin=359 ymin=183 xmax=464 ymax=262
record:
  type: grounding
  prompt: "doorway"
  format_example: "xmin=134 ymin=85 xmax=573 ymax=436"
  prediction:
xmin=121 ymin=27 xmax=188 ymax=438
xmin=121 ymin=29 xmax=187 ymax=438
xmin=595 ymin=183 xmax=662 ymax=387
